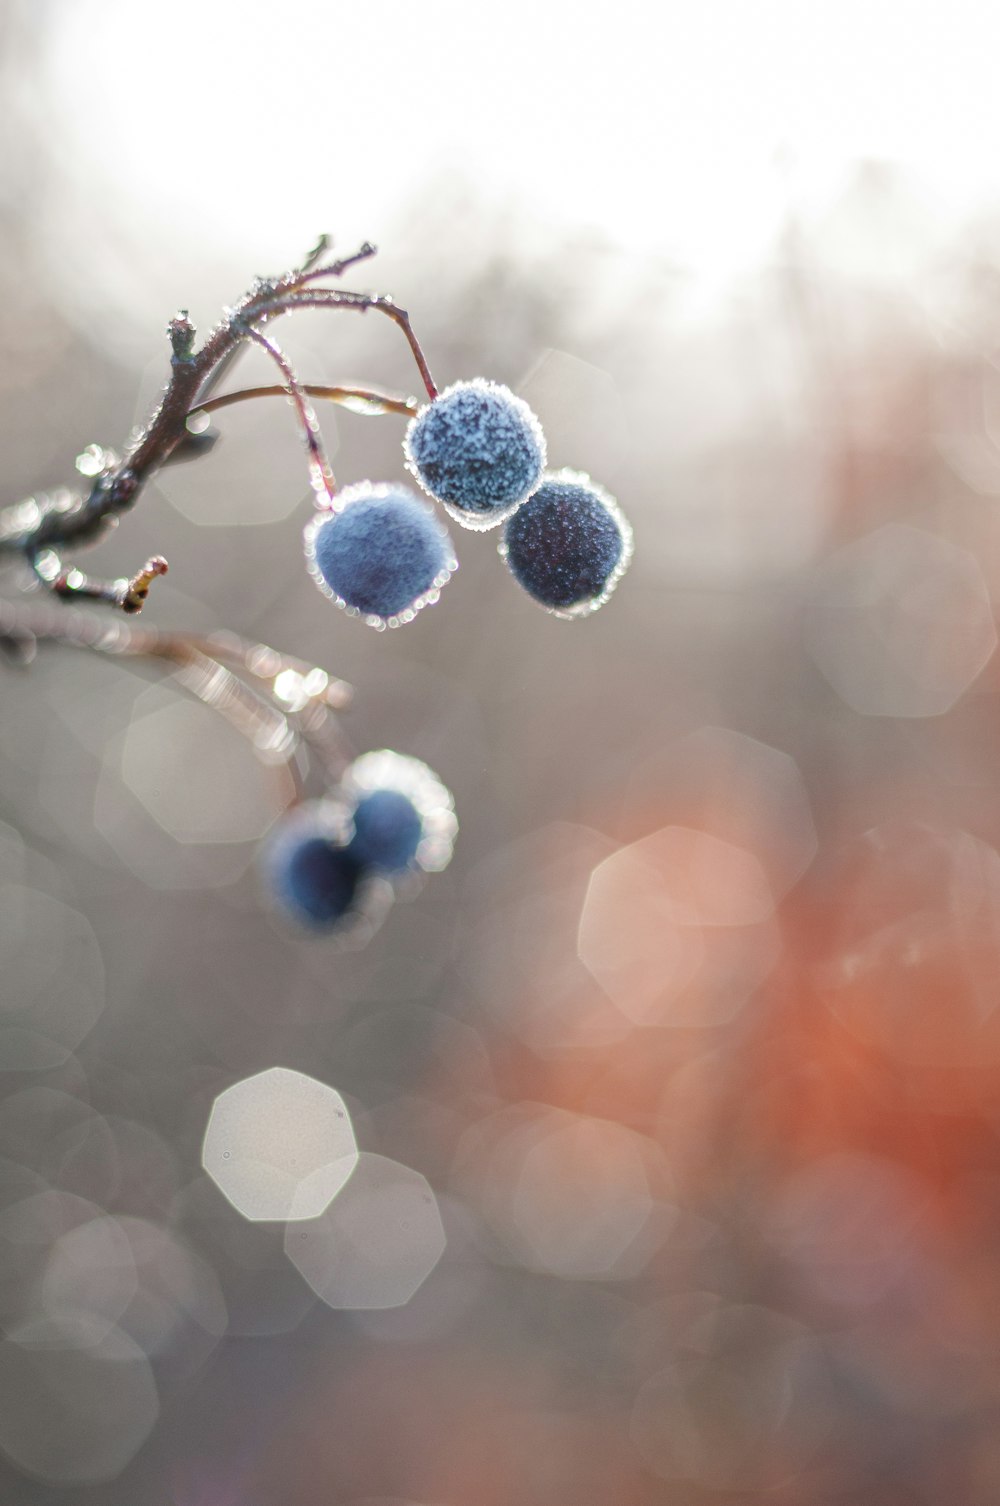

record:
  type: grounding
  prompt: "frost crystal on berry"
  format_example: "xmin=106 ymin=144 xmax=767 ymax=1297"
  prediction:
xmin=304 ymin=481 xmax=457 ymax=629
xmin=499 ymin=469 xmax=634 ymax=617
xmin=404 ymin=379 xmax=546 ymax=531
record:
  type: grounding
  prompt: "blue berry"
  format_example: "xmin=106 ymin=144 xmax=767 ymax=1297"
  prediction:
xmin=499 ymin=469 xmax=633 ymax=617
xmin=404 ymin=379 xmax=546 ymax=531
xmin=304 ymin=481 xmax=456 ymax=628
xmin=344 ymin=750 xmax=458 ymax=875
xmin=263 ymin=805 xmax=362 ymax=931
xmin=348 ymin=788 xmax=424 ymax=873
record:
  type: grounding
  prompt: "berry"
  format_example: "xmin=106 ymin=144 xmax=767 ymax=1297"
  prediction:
xmin=263 ymin=804 xmax=362 ymax=931
xmin=344 ymin=750 xmax=458 ymax=875
xmin=349 ymin=788 xmax=424 ymax=873
xmin=304 ymin=481 xmax=456 ymax=628
xmin=404 ymin=379 xmax=546 ymax=531
xmin=499 ymin=468 xmax=633 ymax=617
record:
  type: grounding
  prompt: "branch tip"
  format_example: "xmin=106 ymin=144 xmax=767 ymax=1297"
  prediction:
xmin=120 ymin=555 xmax=168 ymax=614
xmin=169 ymin=312 xmax=196 ymax=365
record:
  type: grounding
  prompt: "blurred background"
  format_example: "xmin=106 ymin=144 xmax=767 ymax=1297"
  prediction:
xmin=3 ymin=0 xmax=1000 ymax=1500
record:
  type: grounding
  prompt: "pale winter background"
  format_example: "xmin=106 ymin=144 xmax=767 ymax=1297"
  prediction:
xmin=3 ymin=1 xmax=1000 ymax=1501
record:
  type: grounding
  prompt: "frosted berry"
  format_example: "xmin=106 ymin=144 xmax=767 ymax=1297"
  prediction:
xmin=499 ymin=468 xmax=633 ymax=617
xmin=263 ymin=803 xmax=362 ymax=931
xmin=344 ymin=750 xmax=458 ymax=875
xmin=304 ymin=481 xmax=456 ymax=628
xmin=404 ymin=379 xmax=546 ymax=531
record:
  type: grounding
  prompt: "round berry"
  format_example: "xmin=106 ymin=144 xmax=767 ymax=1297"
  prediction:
xmin=499 ymin=469 xmax=633 ymax=617
xmin=404 ymin=379 xmax=546 ymax=531
xmin=344 ymin=750 xmax=458 ymax=874
xmin=263 ymin=804 xmax=361 ymax=931
xmin=304 ymin=482 xmax=456 ymax=628
xmin=349 ymin=788 xmax=424 ymax=873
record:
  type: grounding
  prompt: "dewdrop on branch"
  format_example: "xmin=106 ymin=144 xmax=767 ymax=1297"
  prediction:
xmin=499 ymin=469 xmax=634 ymax=617
xmin=304 ymin=482 xmax=457 ymax=629
xmin=404 ymin=379 xmax=546 ymax=531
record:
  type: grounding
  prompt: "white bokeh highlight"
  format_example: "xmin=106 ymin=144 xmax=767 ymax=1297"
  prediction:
xmin=284 ymin=1152 xmax=446 ymax=1310
xmin=202 ymin=1067 xmax=358 ymax=1223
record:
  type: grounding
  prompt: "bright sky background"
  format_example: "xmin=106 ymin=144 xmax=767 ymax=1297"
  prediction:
xmin=36 ymin=0 xmax=1000 ymax=322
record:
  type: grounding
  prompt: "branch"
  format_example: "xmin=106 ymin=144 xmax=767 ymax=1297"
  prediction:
xmin=0 ymin=241 xmax=437 ymax=604
xmin=32 ymin=550 xmax=169 ymax=613
xmin=0 ymin=598 xmax=356 ymax=794
xmin=264 ymin=289 xmax=439 ymax=402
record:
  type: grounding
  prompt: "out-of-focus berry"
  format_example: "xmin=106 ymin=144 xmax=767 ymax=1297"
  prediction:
xmin=404 ymin=379 xmax=546 ymax=531
xmin=344 ymin=750 xmax=457 ymax=875
xmin=304 ymin=481 xmax=456 ymax=629
xmin=499 ymin=468 xmax=633 ymax=617
xmin=349 ymin=788 xmax=424 ymax=873
xmin=263 ymin=802 xmax=361 ymax=931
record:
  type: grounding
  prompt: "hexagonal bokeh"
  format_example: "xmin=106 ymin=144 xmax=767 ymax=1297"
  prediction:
xmin=0 ymin=1315 xmax=159 ymax=1485
xmin=578 ymin=826 xmax=779 ymax=1027
xmin=146 ymin=334 xmax=339 ymax=528
xmin=804 ymin=522 xmax=997 ymax=717
xmin=766 ymin=1152 xmax=932 ymax=1309
xmin=508 ymin=1112 xmax=657 ymax=1280
xmin=635 ymin=727 xmax=818 ymax=903
xmin=629 ymin=1303 xmax=832 ymax=1491
xmin=95 ymin=682 xmax=295 ymax=891
xmin=458 ymin=822 xmax=632 ymax=1050
xmin=284 ymin=1152 xmax=446 ymax=1310
xmin=816 ymin=821 xmax=1000 ymax=1067
xmin=202 ymin=1067 xmax=358 ymax=1222
xmin=453 ymin=1104 xmax=673 ymax=1281
xmin=120 ymin=686 xmax=292 ymax=846
xmin=0 ymin=885 xmax=105 ymax=1071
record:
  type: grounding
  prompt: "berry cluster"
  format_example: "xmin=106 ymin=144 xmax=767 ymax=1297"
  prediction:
xmin=0 ymin=243 xmax=634 ymax=945
xmin=263 ymin=750 xmax=457 ymax=937
xmin=305 ymin=379 xmax=633 ymax=625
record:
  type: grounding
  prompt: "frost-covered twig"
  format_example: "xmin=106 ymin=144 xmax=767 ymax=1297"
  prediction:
xmin=0 ymin=241 xmax=435 ymax=612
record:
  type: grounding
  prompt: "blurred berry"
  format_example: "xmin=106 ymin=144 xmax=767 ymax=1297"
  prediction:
xmin=344 ymin=750 xmax=458 ymax=875
xmin=404 ymin=379 xmax=546 ymax=531
xmin=500 ymin=468 xmax=633 ymax=616
xmin=263 ymin=803 xmax=362 ymax=931
xmin=349 ymin=788 xmax=424 ymax=873
xmin=304 ymin=481 xmax=456 ymax=628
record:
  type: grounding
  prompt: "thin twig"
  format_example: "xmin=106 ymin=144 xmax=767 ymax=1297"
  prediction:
xmin=190 ymin=383 xmax=419 ymax=422
xmin=291 ymin=241 xmax=377 ymax=286
xmin=240 ymin=325 xmax=338 ymax=505
xmin=0 ymin=242 xmax=438 ymax=601
xmin=264 ymin=290 xmax=439 ymax=400
xmin=0 ymin=598 xmax=356 ymax=797
xmin=30 ymin=550 xmax=169 ymax=613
